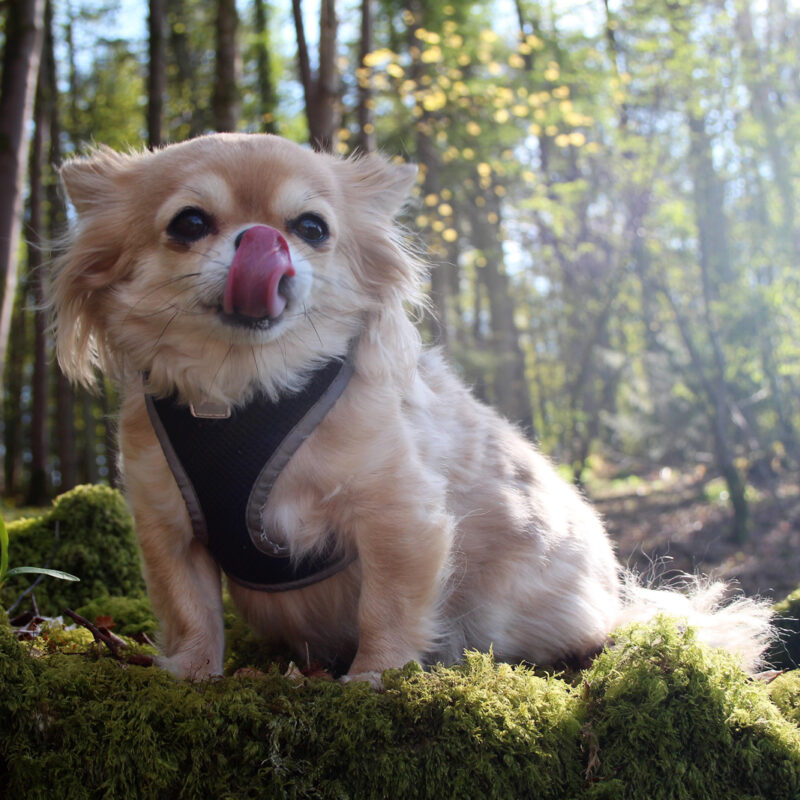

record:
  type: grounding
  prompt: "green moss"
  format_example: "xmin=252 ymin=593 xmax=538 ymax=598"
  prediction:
xmin=2 ymin=617 xmax=799 ymax=799
xmin=769 ymin=587 xmax=800 ymax=670
xmin=75 ymin=595 xmax=157 ymax=637
xmin=770 ymin=670 xmax=800 ymax=727
xmin=1 ymin=485 xmax=145 ymax=615
xmin=580 ymin=620 xmax=800 ymax=799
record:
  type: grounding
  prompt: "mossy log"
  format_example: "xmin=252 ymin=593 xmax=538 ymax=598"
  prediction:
xmin=2 ymin=487 xmax=800 ymax=798
xmin=1 ymin=619 xmax=799 ymax=800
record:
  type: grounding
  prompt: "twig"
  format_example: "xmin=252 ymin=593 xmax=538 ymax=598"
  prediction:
xmin=64 ymin=607 xmax=124 ymax=661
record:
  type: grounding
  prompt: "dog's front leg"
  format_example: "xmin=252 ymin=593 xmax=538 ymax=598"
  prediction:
xmin=121 ymin=400 xmax=225 ymax=681
xmin=131 ymin=501 xmax=225 ymax=680
xmin=345 ymin=501 xmax=453 ymax=685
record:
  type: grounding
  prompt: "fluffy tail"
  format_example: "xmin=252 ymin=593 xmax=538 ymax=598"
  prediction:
xmin=614 ymin=573 xmax=774 ymax=673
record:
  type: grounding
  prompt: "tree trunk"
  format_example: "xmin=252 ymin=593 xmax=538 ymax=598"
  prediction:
xmin=356 ymin=0 xmax=375 ymax=153
xmin=212 ymin=0 xmax=240 ymax=132
xmin=55 ymin=369 xmax=77 ymax=492
xmin=101 ymin=382 xmax=120 ymax=488
xmin=81 ymin=389 xmax=100 ymax=484
xmin=0 ymin=0 xmax=45 ymax=408
xmin=253 ymin=0 xmax=278 ymax=133
xmin=468 ymin=196 xmax=534 ymax=436
xmin=26 ymin=75 xmax=48 ymax=506
xmin=3 ymin=295 xmax=26 ymax=497
xmin=147 ymin=0 xmax=167 ymax=148
xmin=292 ymin=0 xmax=339 ymax=151
xmin=688 ymin=112 xmax=749 ymax=542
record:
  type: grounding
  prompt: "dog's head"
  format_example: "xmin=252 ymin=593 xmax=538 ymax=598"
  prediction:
xmin=54 ymin=134 xmax=419 ymax=402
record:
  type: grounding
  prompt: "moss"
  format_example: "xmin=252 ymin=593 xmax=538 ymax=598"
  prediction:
xmin=1 ymin=485 xmax=145 ymax=615
xmin=580 ymin=620 xmax=800 ymax=799
xmin=769 ymin=670 xmax=800 ymax=727
xmin=769 ymin=587 xmax=800 ymax=670
xmin=75 ymin=595 xmax=157 ymax=637
xmin=2 ymin=617 xmax=799 ymax=799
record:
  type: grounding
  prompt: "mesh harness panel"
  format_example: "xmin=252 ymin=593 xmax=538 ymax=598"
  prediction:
xmin=144 ymin=343 xmax=358 ymax=592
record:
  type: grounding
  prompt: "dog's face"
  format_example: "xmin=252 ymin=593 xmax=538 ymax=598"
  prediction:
xmin=55 ymin=134 xmax=418 ymax=400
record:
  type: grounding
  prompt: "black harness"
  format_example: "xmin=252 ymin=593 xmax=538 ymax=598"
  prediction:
xmin=144 ymin=344 xmax=358 ymax=592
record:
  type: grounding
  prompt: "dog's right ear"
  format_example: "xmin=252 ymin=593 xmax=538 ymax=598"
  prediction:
xmin=55 ymin=148 xmax=138 ymax=387
xmin=59 ymin=146 xmax=132 ymax=215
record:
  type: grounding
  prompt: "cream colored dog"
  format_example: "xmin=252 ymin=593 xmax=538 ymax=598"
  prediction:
xmin=54 ymin=134 xmax=771 ymax=683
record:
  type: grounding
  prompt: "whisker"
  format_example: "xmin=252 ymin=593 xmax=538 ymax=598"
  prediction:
xmin=151 ymin=309 xmax=181 ymax=354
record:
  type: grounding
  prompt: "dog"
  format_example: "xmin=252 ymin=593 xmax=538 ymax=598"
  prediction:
xmin=53 ymin=133 xmax=772 ymax=684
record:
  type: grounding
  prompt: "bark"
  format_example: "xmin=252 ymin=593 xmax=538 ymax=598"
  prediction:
xmin=81 ymin=389 xmax=100 ymax=484
xmin=736 ymin=0 xmax=798 ymax=260
xmin=468 ymin=196 xmax=534 ymax=436
xmin=147 ymin=0 xmax=167 ymax=148
xmin=0 ymin=0 xmax=45 ymax=391
xmin=212 ymin=0 xmax=240 ymax=132
xmin=56 ymin=370 xmax=77 ymax=492
xmin=26 ymin=75 xmax=48 ymax=506
xmin=43 ymin=0 xmax=78 ymax=493
xmin=3 ymin=295 xmax=26 ymax=497
xmin=101 ymin=382 xmax=120 ymax=488
xmin=253 ymin=0 xmax=278 ymax=133
xmin=167 ymin=0 xmax=205 ymax=137
xmin=356 ymin=0 xmax=375 ymax=153
xmin=663 ymin=284 xmax=749 ymax=543
xmin=687 ymin=113 xmax=748 ymax=541
xmin=292 ymin=0 xmax=340 ymax=151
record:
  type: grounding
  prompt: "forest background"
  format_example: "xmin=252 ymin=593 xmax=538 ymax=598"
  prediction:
xmin=1 ymin=0 xmax=799 ymax=600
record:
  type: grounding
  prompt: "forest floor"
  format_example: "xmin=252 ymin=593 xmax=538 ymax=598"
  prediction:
xmin=587 ymin=464 xmax=800 ymax=604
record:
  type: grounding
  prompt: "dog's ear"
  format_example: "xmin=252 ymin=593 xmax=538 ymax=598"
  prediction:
xmin=59 ymin=146 xmax=132 ymax=215
xmin=55 ymin=148 xmax=139 ymax=387
xmin=338 ymin=155 xmax=418 ymax=218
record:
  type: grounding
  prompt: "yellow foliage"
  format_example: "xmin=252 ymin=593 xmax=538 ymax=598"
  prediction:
xmin=466 ymin=121 xmax=482 ymax=136
xmin=438 ymin=203 xmax=453 ymax=217
xmin=442 ymin=228 xmax=458 ymax=242
xmin=422 ymin=89 xmax=447 ymax=112
xmin=362 ymin=49 xmax=392 ymax=68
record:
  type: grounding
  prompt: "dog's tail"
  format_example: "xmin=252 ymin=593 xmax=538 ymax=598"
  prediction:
xmin=614 ymin=573 xmax=774 ymax=673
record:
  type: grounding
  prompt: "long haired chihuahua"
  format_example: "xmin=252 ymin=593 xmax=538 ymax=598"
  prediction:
xmin=54 ymin=134 xmax=771 ymax=683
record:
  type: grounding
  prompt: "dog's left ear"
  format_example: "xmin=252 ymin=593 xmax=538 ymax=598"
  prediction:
xmin=338 ymin=155 xmax=418 ymax=218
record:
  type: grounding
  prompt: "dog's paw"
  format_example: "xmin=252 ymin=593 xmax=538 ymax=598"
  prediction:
xmin=156 ymin=653 xmax=222 ymax=682
xmin=339 ymin=670 xmax=385 ymax=690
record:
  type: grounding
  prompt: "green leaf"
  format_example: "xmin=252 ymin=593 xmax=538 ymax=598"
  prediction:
xmin=4 ymin=566 xmax=80 ymax=582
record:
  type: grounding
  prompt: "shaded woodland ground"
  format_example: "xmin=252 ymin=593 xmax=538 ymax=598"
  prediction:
xmin=591 ymin=466 xmax=800 ymax=602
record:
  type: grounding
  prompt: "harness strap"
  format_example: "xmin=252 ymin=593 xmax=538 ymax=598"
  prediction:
xmin=144 ymin=339 xmax=359 ymax=591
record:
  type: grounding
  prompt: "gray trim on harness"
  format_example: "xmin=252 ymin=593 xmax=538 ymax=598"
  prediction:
xmin=246 ymin=338 xmax=358 ymax=555
xmin=145 ymin=395 xmax=209 ymax=545
xmin=143 ymin=337 xmax=360 ymax=591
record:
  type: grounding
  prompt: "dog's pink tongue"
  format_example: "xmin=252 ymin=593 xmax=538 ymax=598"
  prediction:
xmin=223 ymin=226 xmax=295 ymax=319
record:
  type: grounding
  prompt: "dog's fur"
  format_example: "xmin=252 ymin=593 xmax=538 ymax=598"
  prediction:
xmin=54 ymin=133 xmax=772 ymax=682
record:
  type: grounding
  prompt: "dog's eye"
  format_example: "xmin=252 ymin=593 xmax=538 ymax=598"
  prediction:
xmin=290 ymin=213 xmax=329 ymax=245
xmin=167 ymin=207 xmax=214 ymax=243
